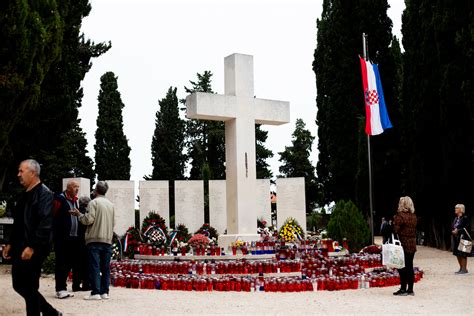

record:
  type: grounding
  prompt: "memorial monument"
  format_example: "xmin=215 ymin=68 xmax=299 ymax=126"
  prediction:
xmin=186 ymin=53 xmax=290 ymax=247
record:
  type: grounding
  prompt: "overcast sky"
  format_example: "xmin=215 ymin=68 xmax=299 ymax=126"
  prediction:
xmin=79 ymin=0 xmax=405 ymax=182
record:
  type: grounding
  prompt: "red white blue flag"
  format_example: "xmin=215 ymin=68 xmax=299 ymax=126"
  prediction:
xmin=359 ymin=57 xmax=392 ymax=135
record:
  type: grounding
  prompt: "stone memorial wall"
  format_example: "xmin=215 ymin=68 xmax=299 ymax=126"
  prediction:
xmin=276 ymin=177 xmax=306 ymax=232
xmin=139 ymin=180 xmax=170 ymax=227
xmin=174 ymin=180 xmax=204 ymax=233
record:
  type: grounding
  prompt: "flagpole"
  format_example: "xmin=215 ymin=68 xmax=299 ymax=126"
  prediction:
xmin=362 ymin=33 xmax=375 ymax=245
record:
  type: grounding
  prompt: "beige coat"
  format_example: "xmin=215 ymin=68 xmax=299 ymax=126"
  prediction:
xmin=79 ymin=196 xmax=115 ymax=245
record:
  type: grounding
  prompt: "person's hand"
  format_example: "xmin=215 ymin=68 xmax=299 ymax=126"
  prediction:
xmin=2 ymin=244 xmax=11 ymax=260
xmin=452 ymin=229 xmax=458 ymax=235
xmin=69 ymin=208 xmax=81 ymax=216
xmin=21 ymin=247 xmax=34 ymax=260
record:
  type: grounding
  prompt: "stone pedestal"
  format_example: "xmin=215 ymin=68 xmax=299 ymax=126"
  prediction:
xmin=255 ymin=179 xmax=271 ymax=224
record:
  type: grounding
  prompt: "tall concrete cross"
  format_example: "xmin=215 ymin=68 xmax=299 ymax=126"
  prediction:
xmin=186 ymin=53 xmax=290 ymax=246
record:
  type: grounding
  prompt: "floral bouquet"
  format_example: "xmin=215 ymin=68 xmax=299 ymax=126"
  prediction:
xmin=278 ymin=217 xmax=305 ymax=242
xmin=188 ymin=233 xmax=210 ymax=249
xmin=122 ymin=226 xmax=141 ymax=258
xmin=141 ymin=212 xmax=169 ymax=247
xmin=195 ymin=223 xmax=219 ymax=239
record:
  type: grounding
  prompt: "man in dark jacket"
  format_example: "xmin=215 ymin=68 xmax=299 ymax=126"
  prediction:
xmin=2 ymin=159 xmax=61 ymax=315
xmin=53 ymin=179 xmax=88 ymax=297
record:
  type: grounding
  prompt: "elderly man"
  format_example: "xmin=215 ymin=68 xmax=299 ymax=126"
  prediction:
xmin=70 ymin=181 xmax=115 ymax=300
xmin=53 ymin=179 xmax=89 ymax=298
xmin=2 ymin=159 xmax=61 ymax=315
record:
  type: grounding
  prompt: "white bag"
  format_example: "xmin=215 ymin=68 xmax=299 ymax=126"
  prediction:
xmin=382 ymin=234 xmax=405 ymax=269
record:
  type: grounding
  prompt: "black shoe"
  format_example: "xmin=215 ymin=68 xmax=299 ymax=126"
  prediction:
xmin=393 ymin=289 xmax=406 ymax=296
xmin=405 ymin=291 xmax=415 ymax=296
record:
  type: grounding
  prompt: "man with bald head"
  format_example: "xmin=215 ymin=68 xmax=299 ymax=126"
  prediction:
xmin=53 ymin=179 xmax=88 ymax=298
xmin=2 ymin=159 xmax=61 ymax=315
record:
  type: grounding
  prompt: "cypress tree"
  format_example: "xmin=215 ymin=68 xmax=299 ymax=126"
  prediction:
xmin=148 ymin=87 xmax=186 ymax=180
xmin=313 ymin=0 xmax=398 ymax=218
xmin=278 ymin=119 xmax=318 ymax=213
xmin=95 ymin=72 xmax=131 ymax=180
xmin=401 ymin=0 xmax=473 ymax=248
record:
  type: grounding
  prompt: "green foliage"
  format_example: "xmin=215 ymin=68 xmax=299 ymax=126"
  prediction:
xmin=256 ymin=125 xmax=274 ymax=179
xmin=327 ymin=200 xmax=370 ymax=251
xmin=94 ymin=72 xmax=131 ymax=180
xmin=147 ymin=87 xmax=186 ymax=181
xmin=307 ymin=212 xmax=324 ymax=232
xmin=0 ymin=0 xmax=109 ymax=193
xmin=184 ymin=71 xmax=226 ymax=180
xmin=42 ymin=251 xmax=55 ymax=275
xmin=175 ymin=223 xmax=191 ymax=243
xmin=0 ymin=0 xmax=63 ymax=158
xmin=400 ymin=0 xmax=473 ymax=248
xmin=279 ymin=119 xmax=318 ymax=212
xmin=313 ymin=0 xmax=399 ymax=213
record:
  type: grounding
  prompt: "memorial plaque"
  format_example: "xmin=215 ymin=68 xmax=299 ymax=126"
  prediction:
xmin=276 ymin=177 xmax=306 ymax=232
xmin=62 ymin=177 xmax=91 ymax=198
xmin=209 ymin=180 xmax=227 ymax=234
xmin=255 ymin=179 xmax=271 ymax=225
xmin=139 ymin=181 xmax=170 ymax=227
xmin=106 ymin=180 xmax=135 ymax=236
xmin=174 ymin=180 xmax=204 ymax=233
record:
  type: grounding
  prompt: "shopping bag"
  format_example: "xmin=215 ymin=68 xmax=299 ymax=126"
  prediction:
xmin=382 ymin=234 xmax=405 ymax=269
xmin=457 ymin=228 xmax=472 ymax=255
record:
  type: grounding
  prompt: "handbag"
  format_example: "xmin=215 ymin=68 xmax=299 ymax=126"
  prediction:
xmin=382 ymin=234 xmax=405 ymax=269
xmin=457 ymin=228 xmax=472 ymax=254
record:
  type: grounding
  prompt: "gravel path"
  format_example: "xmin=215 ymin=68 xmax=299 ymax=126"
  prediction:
xmin=0 ymin=245 xmax=472 ymax=315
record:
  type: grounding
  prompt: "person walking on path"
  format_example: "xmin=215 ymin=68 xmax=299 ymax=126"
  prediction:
xmin=2 ymin=159 xmax=62 ymax=315
xmin=392 ymin=196 xmax=417 ymax=297
xmin=70 ymin=181 xmax=115 ymax=300
xmin=452 ymin=204 xmax=471 ymax=274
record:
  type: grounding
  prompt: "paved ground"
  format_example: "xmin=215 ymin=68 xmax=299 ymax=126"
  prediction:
xmin=0 ymin=245 xmax=472 ymax=315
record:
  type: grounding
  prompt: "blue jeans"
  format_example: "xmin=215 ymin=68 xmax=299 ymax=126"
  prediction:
xmin=87 ymin=242 xmax=112 ymax=295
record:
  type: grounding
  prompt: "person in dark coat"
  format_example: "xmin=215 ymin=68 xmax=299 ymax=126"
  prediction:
xmin=2 ymin=159 xmax=61 ymax=315
xmin=452 ymin=204 xmax=471 ymax=274
xmin=392 ymin=196 xmax=417 ymax=296
xmin=53 ymin=179 xmax=86 ymax=297
xmin=380 ymin=217 xmax=392 ymax=244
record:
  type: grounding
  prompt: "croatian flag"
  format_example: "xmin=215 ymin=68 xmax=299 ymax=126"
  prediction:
xmin=359 ymin=57 xmax=392 ymax=135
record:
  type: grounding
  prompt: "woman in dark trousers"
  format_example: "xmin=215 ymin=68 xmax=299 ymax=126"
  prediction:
xmin=452 ymin=204 xmax=470 ymax=274
xmin=393 ymin=196 xmax=417 ymax=296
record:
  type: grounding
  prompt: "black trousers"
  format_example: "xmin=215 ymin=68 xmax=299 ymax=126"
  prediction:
xmin=55 ymin=238 xmax=85 ymax=291
xmin=12 ymin=251 xmax=57 ymax=316
xmin=398 ymin=251 xmax=415 ymax=291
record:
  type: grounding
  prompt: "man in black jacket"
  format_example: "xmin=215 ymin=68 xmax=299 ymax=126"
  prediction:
xmin=2 ymin=159 xmax=61 ymax=316
xmin=53 ymin=179 xmax=87 ymax=297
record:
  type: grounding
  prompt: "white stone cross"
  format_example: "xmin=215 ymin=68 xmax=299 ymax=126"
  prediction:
xmin=186 ymin=53 xmax=290 ymax=245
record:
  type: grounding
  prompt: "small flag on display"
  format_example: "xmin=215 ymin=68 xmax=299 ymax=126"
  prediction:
xmin=359 ymin=57 xmax=392 ymax=135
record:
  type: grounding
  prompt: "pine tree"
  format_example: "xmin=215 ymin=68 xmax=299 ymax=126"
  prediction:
xmin=95 ymin=72 xmax=131 ymax=180
xmin=278 ymin=119 xmax=318 ymax=212
xmin=184 ymin=71 xmax=226 ymax=180
xmin=148 ymin=87 xmax=186 ymax=180
xmin=313 ymin=0 xmax=398 ymax=218
xmin=401 ymin=0 xmax=473 ymax=248
xmin=255 ymin=125 xmax=273 ymax=179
